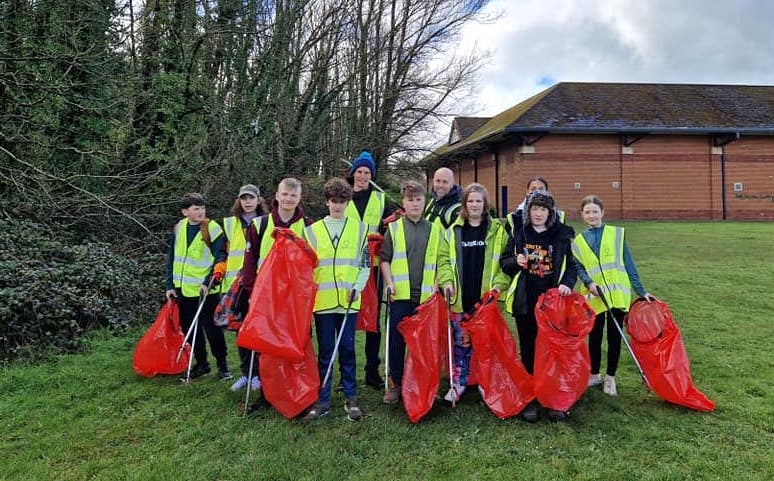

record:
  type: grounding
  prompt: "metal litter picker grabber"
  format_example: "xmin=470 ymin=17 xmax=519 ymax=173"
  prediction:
xmin=176 ymin=275 xmax=217 ymax=383
xmin=597 ymin=290 xmax=649 ymax=389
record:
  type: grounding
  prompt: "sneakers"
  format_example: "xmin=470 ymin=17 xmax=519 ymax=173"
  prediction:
xmin=181 ymin=363 xmax=211 ymax=381
xmin=519 ymin=400 xmax=539 ymax=423
xmin=365 ymin=369 xmax=385 ymax=389
xmin=301 ymin=403 xmax=330 ymax=422
xmin=231 ymin=375 xmax=262 ymax=391
xmin=344 ymin=398 xmax=363 ymax=422
xmin=588 ymin=373 xmax=603 ymax=387
xmin=603 ymin=375 xmax=618 ymax=396
xmin=230 ymin=376 xmax=248 ymax=391
xmin=217 ymin=367 xmax=234 ymax=381
xmin=383 ymin=386 xmax=401 ymax=404
xmin=547 ymin=409 xmax=568 ymax=422
xmin=444 ymin=384 xmax=466 ymax=403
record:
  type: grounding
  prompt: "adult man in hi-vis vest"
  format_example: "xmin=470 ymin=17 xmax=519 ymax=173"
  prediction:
xmin=424 ymin=167 xmax=462 ymax=230
xmin=380 ymin=180 xmax=441 ymax=405
xmin=344 ymin=151 xmax=389 ymax=388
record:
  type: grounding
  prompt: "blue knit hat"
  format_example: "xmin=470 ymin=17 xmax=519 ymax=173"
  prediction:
xmin=348 ymin=151 xmax=376 ymax=178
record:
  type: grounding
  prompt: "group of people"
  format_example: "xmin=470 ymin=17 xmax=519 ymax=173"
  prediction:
xmin=164 ymin=151 xmax=654 ymax=423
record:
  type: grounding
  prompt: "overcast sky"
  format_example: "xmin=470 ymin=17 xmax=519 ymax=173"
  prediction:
xmin=451 ymin=0 xmax=774 ymax=120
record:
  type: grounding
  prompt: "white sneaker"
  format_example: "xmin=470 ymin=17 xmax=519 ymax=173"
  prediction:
xmin=588 ymin=374 xmax=603 ymax=387
xmin=444 ymin=384 xmax=465 ymax=402
xmin=249 ymin=376 xmax=262 ymax=391
xmin=230 ymin=375 xmax=248 ymax=391
xmin=603 ymin=375 xmax=618 ymax=396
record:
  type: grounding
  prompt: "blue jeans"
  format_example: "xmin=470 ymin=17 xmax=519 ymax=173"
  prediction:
xmin=387 ymin=300 xmax=419 ymax=386
xmin=314 ymin=312 xmax=357 ymax=407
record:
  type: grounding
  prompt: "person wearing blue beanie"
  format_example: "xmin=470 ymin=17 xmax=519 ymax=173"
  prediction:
xmin=348 ymin=151 xmax=377 ymax=179
xmin=344 ymin=150 xmax=388 ymax=389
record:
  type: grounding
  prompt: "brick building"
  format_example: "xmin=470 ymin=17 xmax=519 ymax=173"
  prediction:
xmin=427 ymin=82 xmax=774 ymax=221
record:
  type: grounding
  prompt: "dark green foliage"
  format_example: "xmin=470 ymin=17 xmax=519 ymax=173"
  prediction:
xmin=0 ymin=219 xmax=163 ymax=362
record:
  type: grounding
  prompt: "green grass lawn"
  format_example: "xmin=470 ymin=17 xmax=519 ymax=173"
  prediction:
xmin=2 ymin=222 xmax=773 ymax=481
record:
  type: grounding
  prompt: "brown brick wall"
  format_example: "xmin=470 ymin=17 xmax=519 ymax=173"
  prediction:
xmin=452 ymin=134 xmax=774 ymax=221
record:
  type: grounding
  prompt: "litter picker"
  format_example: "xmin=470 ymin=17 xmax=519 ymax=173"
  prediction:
xmin=177 ymin=274 xmax=218 ymax=383
xmin=597 ymin=289 xmax=650 ymax=388
xmin=321 ymin=290 xmax=358 ymax=390
xmin=243 ymin=351 xmax=257 ymax=417
xmin=444 ymin=288 xmax=457 ymax=408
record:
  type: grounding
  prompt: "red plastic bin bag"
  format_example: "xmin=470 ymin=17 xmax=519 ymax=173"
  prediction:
xmin=133 ymin=300 xmax=189 ymax=377
xmin=626 ymin=298 xmax=715 ymax=412
xmin=259 ymin=339 xmax=320 ymax=419
xmin=399 ymin=293 xmax=447 ymax=423
xmin=534 ymin=289 xmax=595 ymax=412
xmin=356 ymin=234 xmax=383 ymax=332
xmin=237 ymin=228 xmax=318 ymax=360
xmin=462 ymin=290 xmax=535 ymax=419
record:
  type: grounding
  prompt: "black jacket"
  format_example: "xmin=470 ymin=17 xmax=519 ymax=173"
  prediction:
xmin=500 ymin=222 xmax=577 ymax=315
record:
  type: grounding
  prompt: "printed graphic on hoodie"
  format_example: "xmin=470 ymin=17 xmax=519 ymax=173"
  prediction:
xmin=524 ymin=242 xmax=554 ymax=278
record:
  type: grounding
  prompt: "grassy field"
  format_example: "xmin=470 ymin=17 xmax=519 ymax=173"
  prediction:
xmin=1 ymin=222 xmax=772 ymax=481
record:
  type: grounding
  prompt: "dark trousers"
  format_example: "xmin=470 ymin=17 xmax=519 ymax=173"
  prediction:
xmin=514 ymin=312 xmax=538 ymax=375
xmin=238 ymin=347 xmax=259 ymax=378
xmin=364 ymin=267 xmax=382 ymax=375
xmin=387 ymin=300 xmax=419 ymax=386
xmin=178 ymin=294 xmax=228 ymax=367
xmin=314 ymin=312 xmax=357 ymax=406
xmin=589 ymin=308 xmax=625 ymax=376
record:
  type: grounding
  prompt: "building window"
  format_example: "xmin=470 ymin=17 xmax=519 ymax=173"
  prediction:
xmin=734 ymin=182 xmax=744 ymax=192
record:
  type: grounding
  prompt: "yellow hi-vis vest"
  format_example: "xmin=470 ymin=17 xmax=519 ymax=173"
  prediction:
xmin=304 ymin=219 xmax=367 ymax=312
xmin=221 ymin=216 xmax=247 ymax=292
xmin=424 ymin=197 xmax=462 ymax=229
xmin=388 ymin=219 xmax=441 ymax=303
xmin=172 ymin=219 xmax=223 ymax=297
xmin=345 ymin=190 xmax=385 ymax=233
xmin=572 ymin=225 xmax=632 ymax=314
xmin=252 ymin=215 xmax=307 ymax=272
xmin=503 ymin=249 xmax=567 ymax=314
xmin=440 ymin=218 xmax=510 ymax=313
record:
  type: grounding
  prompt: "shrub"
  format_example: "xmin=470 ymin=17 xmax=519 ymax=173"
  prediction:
xmin=0 ymin=219 xmax=163 ymax=362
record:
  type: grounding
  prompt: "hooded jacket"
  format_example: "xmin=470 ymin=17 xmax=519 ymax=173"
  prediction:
xmin=424 ymin=184 xmax=463 ymax=229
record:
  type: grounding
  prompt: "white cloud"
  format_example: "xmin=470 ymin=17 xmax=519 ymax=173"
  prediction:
xmin=452 ymin=0 xmax=774 ymax=119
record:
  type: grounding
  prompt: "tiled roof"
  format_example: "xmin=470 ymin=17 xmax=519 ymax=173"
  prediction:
xmin=431 ymin=82 xmax=774 ymax=160
xmin=449 ymin=117 xmax=491 ymax=143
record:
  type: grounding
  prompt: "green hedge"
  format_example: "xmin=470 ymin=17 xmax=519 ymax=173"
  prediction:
xmin=0 ymin=219 xmax=163 ymax=362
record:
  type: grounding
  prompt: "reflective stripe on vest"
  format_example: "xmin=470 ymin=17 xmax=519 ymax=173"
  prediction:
xmin=389 ymin=219 xmax=440 ymax=303
xmin=222 ymin=216 xmax=247 ymax=292
xmin=572 ymin=226 xmax=632 ymax=314
xmin=305 ymin=219 xmax=366 ymax=312
xmin=172 ymin=219 xmax=223 ymax=297
xmin=425 ymin=198 xmax=462 ymax=229
xmin=345 ymin=190 xmax=385 ymax=233
xmin=252 ymin=215 xmax=307 ymax=273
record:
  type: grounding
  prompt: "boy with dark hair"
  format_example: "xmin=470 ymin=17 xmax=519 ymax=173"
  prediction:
xmin=302 ymin=178 xmax=370 ymax=422
xmin=380 ymin=181 xmax=442 ymax=404
xmin=165 ymin=193 xmax=232 ymax=380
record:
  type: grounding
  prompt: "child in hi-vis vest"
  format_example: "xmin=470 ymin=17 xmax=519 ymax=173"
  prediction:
xmin=572 ymin=195 xmax=655 ymax=397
